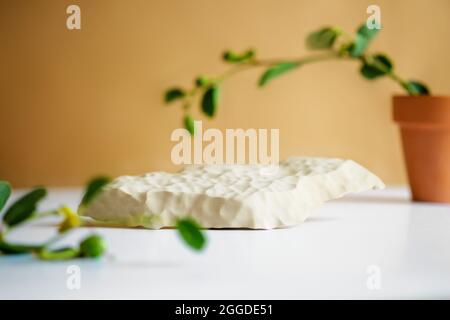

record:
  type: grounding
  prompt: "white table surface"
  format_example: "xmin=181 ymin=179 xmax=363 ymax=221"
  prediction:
xmin=0 ymin=187 xmax=449 ymax=299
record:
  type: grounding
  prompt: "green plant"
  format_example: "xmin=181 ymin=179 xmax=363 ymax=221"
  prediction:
xmin=176 ymin=218 xmax=206 ymax=251
xmin=0 ymin=178 xmax=206 ymax=260
xmin=164 ymin=23 xmax=430 ymax=134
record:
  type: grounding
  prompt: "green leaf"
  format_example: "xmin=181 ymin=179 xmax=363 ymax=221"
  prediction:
xmin=195 ymin=75 xmax=210 ymax=87
xmin=2 ymin=187 xmax=47 ymax=227
xmin=360 ymin=54 xmax=393 ymax=79
xmin=223 ymin=49 xmax=255 ymax=63
xmin=176 ymin=218 xmax=206 ymax=251
xmin=80 ymin=176 xmax=111 ymax=209
xmin=0 ymin=240 xmax=42 ymax=255
xmin=183 ymin=115 xmax=195 ymax=135
xmin=0 ymin=181 xmax=11 ymax=213
xmin=403 ymin=80 xmax=430 ymax=96
xmin=79 ymin=234 xmax=106 ymax=257
xmin=337 ymin=42 xmax=353 ymax=57
xmin=306 ymin=27 xmax=339 ymax=49
xmin=37 ymin=247 xmax=80 ymax=260
xmin=201 ymin=86 xmax=219 ymax=118
xmin=258 ymin=62 xmax=300 ymax=87
xmin=164 ymin=88 xmax=185 ymax=104
xmin=358 ymin=23 xmax=380 ymax=39
xmin=350 ymin=24 xmax=380 ymax=57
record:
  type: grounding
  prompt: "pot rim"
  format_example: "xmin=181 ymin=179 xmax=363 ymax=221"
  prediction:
xmin=393 ymin=94 xmax=450 ymax=99
xmin=393 ymin=94 xmax=450 ymax=127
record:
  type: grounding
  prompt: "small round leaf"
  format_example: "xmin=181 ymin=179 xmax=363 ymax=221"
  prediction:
xmin=201 ymin=86 xmax=219 ymax=118
xmin=0 ymin=240 xmax=42 ymax=255
xmin=0 ymin=181 xmax=11 ymax=213
xmin=306 ymin=27 xmax=339 ymax=49
xmin=176 ymin=218 xmax=206 ymax=251
xmin=3 ymin=187 xmax=47 ymax=227
xmin=80 ymin=176 xmax=111 ymax=208
xmin=183 ymin=115 xmax=195 ymax=135
xmin=350 ymin=24 xmax=380 ymax=57
xmin=223 ymin=49 xmax=255 ymax=63
xmin=79 ymin=234 xmax=107 ymax=258
xmin=195 ymin=76 xmax=210 ymax=87
xmin=258 ymin=62 xmax=300 ymax=87
xmin=164 ymin=88 xmax=185 ymax=104
xmin=360 ymin=54 xmax=392 ymax=80
xmin=403 ymin=80 xmax=430 ymax=96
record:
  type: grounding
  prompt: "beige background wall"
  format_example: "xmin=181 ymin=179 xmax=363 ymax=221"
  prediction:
xmin=1 ymin=0 xmax=449 ymax=187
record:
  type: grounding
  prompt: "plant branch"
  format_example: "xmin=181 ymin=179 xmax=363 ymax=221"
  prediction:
xmin=166 ymin=23 xmax=430 ymax=126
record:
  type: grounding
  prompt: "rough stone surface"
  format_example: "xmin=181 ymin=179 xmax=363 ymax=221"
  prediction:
xmin=82 ymin=157 xmax=384 ymax=229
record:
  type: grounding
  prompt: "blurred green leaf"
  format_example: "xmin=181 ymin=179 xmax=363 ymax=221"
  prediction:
xmin=164 ymin=88 xmax=185 ymax=104
xmin=350 ymin=24 xmax=380 ymax=57
xmin=306 ymin=27 xmax=339 ymax=49
xmin=2 ymin=187 xmax=47 ymax=227
xmin=360 ymin=54 xmax=393 ymax=79
xmin=357 ymin=23 xmax=380 ymax=39
xmin=79 ymin=234 xmax=106 ymax=258
xmin=0 ymin=235 xmax=42 ymax=255
xmin=403 ymin=80 xmax=430 ymax=96
xmin=258 ymin=62 xmax=300 ymax=87
xmin=201 ymin=86 xmax=219 ymax=118
xmin=176 ymin=218 xmax=206 ymax=251
xmin=337 ymin=42 xmax=353 ymax=56
xmin=80 ymin=176 xmax=111 ymax=209
xmin=223 ymin=49 xmax=255 ymax=63
xmin=183 ymin=115 xmax=195 ymax=135
xmin=0 ymin=181 xmax=11 ymax=213
xmin=195 ymin=75 xmax=210 ymax=87
xmin=37 ymin=247 xmax=80 ymax=260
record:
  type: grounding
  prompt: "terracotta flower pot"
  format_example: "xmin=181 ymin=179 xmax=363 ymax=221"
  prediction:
xmin=393 ymin=95 xmax=450 ymax=203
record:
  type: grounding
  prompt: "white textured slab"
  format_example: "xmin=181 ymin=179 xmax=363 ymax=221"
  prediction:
xmin=82 ymin=157 xmax=384 ymax=229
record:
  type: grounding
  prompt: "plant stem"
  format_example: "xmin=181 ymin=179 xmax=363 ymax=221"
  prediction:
xmin=216 ymin=52 xmax=341 ymax=83
xmin=181 ymin=52 xmax=342 ymax=115
xmin=180 ymin=43 xmax=418 ymax=118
